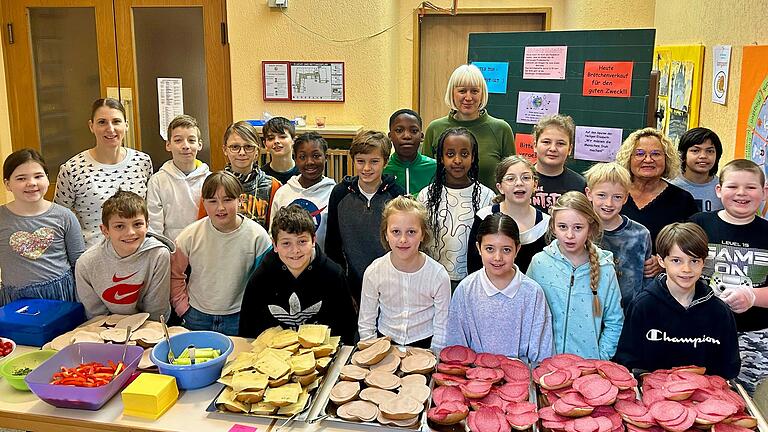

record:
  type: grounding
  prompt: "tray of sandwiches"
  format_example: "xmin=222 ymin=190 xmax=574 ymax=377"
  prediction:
xmin=207 ymin=324 xmax=344 ymax=421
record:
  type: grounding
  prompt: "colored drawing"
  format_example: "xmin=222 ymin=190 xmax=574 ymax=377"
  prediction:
xmin=653 ymin=45 xmax=704 ymax=138
xmin=516 ymin=91 xmax=560 ymax=124
xmin=668 ymin=109 xmax=689 ymax=145
xmin=656 ymin=51 xmax=671 ymax=97
xmin=582 ymin=61 xmax=633 ymax=98
xmin=669 ymin=61 xmax=694 ymax=112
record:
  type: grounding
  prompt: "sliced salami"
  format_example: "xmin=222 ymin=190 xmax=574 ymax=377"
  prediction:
xmin=474 ymin=353 xmax=506 ymax=368
xmin=439 ymin=345 xmax=477 ymax=365
xmin=460 ymin=379 xmax=493 ymax=399
xmin=432 ymin=385 xmax=466 ymax=406
xmin=497 ymin=381 xmax=529 ymax=402
xmin=466 ymin=367 xmax=505 ymax=383
xmin=437 ymin=362 xmax=470 ymax=376
xmin=427 ymin=400 xmax=469 ymax=425
xmin=467 ymin=406 xmax=510 ymax=432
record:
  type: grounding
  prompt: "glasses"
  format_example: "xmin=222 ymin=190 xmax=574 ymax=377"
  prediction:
xmin=502 ymin=174 xmax=534 ymax=184
xmin=633 ymin=149 xmax=664 ymax=160
xmin=227 ymin=144 xmax=257 ymax=154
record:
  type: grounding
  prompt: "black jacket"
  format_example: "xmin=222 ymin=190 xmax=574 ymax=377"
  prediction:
xmin=613 ymin=274 xmax=740 ymax=378
xmin=238 ymin=245 xmax=357 ymax=343
xmin=325 ymin=174 xmax=404 ymax=300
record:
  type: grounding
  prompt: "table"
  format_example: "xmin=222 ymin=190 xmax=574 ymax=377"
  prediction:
xmin=0 ymin=345 xmax=374 ymax=432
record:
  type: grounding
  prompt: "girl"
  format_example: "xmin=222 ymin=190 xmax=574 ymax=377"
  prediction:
xmin=527 ymin=191 xmax=624 ymax=360
xmin=531 ymin=114 xmax=587 ymax=214
xmin=417 ymin=127 xmax=495 ymax=288
xmin=467 ymin=155 xmax=549 ymax=274
xmin=55 ymin=98 xmax=153 ymax=248
xmin=0 ymin=149 xmax=85 ymax=304
xmin=171 ymin=171 xmax=272 ymax=335
xmin=222 ymin=121 xmax=280 ymax=229
xmin=446 ymin=213 xmax=553 ymax=362
xmin=358 ymin=196 xmax=450 ymax=352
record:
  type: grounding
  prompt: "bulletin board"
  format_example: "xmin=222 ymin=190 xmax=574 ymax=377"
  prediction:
xmin=734 ymin=45 xmax=768 ymax=216
xmin=468 ymin=29 xmax=656 ymax=174
xmin=262 ymin=61 xmax=345 ymax=102
xmin=653 ymin=45 xmax=705 ymax=144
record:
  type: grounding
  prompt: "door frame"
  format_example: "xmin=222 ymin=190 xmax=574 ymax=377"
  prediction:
xmin=411 ymin=7 xmax=552 ymax=111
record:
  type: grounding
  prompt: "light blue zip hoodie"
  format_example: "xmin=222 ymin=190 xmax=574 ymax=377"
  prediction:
xmin=526 ymin=240 xmax=624 ymax=360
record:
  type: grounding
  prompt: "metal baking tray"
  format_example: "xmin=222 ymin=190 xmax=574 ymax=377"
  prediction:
xmin=205 ymin=344 xmax=347 ymax=423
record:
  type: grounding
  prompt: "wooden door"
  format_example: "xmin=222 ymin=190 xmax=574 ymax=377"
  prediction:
xmin=416 ymin=9 xmax=549 ymax=126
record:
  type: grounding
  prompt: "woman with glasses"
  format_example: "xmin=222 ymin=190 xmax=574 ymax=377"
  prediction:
xmin=55 ymin=98 xmax=153 ymax=248
xmin=222 ymin=121 xmax=280 ymax=229
xmin=466 ymin=155 xmax=549 ymax=273
xmin=615 ymin=127 xmax=698 ymax=277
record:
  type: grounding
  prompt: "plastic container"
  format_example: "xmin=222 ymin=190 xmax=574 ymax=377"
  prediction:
xmin=0 ymin=349 xmax=56 ymax=391
xmin=150 ymin=331 xmax=233 ymax=390
xmin=25 ymin=342 xmax=143 ymax=410
xmin=0 ymin=299 xmax=85 ymax=347
xmin=122 ymin=372 xmax=178 ymax=420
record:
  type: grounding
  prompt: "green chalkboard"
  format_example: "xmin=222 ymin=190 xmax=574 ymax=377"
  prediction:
xmin=468 ymin=29 xmax=656 ymax=174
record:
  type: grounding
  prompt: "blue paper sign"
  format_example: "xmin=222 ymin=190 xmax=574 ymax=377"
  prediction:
xmin=472 ymin=62 xmax=509 ymax=94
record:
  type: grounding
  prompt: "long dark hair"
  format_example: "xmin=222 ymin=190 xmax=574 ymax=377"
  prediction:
xmin=476 ymin=213 xmax=520 ymax=246
xmin=425 ymin=127 xmax=482 ymax=259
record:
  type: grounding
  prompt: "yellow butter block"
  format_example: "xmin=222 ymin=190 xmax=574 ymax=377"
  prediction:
xmin=121 ymin=373 xmax=179 ymax=420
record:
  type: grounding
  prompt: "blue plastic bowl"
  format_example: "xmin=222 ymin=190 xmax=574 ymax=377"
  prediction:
xmin=150 ymin=331 xmax=233 ymax=390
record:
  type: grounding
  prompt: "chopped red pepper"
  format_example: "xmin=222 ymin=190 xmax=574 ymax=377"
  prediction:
xmin=50 ymin=361 xmax=125 ymax=387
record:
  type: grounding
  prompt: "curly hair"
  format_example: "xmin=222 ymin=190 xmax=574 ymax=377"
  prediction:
xmin=615 ymin=127 xmax=681 ymax=181
xmin=424 ymin=127 xmax=482 ymax=260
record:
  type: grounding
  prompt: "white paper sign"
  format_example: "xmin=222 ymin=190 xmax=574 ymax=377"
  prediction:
xmin=574 ymin=126 xmax=623 ymax=162
xmin=516 ymin=91 xmax=561 ymax=125
xmin=523 ymin=46 xmax=568 ymax=80
xmin=157 ymin=78 xmax=184 ymax=140
xmin=712 ymin=45 xmax=731 ymax=105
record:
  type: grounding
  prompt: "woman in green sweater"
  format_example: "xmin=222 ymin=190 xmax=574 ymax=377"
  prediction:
xmin=424 ymin=64 xmax=515 ymax=189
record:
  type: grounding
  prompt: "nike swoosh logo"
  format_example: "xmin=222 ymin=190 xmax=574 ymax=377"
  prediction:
xmin=112 ymin=271 xmax=139 ymax=283
xmin=114 ymin=286 xmax=142 ymax=301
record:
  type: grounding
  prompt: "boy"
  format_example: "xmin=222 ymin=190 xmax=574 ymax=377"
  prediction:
xmin=613 ymin=222 xmax=740 ymax=378
xmin=326 ymin=130 xmax=404 ymax=302
xmin=269 ymin=132 xmax=336 ymax=250
xmin=671 ymin=127 xmax=724 ymax=212
xmin=147 ymin=114 xmax=210 ymax=240
xmin=238 ymin=205 xmax=356 ymax=343
xmin=76 ymin=190 xmax=173 ymax=321
xmin=690 ymin=159 xmax=768 ymax=393
xmin=262 ymin=116 xmax=300 ymax=184
xmin=584 ymin=162 xmax=652 ymax=307
xmin=383 ymin=109 xmax=436 ymax=196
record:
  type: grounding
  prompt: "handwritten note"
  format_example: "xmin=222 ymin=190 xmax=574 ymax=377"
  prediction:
xmin=582 ymin=62 xmax=634 ymax=98
xmin=574 ymin=126 xmax=623 ymax=162
xmin=523 ymin=46 xmax=567 ymax=80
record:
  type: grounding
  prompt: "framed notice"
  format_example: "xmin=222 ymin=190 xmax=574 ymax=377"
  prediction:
xmin=262 ymin=61 xmax=290 ymax=101
xmin=290 ymin=62 xmax=345 ymax=102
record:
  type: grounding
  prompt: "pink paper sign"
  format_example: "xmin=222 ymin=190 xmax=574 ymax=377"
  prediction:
xmin=523 ymin=46 xmax=568 ymax=80
xmin=574 ymin=126 xmax=623 ymax=162
xmin=229 ymin=425 xmax=258 ymax=432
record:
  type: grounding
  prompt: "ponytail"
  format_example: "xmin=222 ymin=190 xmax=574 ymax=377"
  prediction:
xmin=587 ymin=241 xmax=601 ymax=318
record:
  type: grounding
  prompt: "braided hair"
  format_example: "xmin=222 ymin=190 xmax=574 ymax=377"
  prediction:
xmin=424 ymin=127 xmax=482 ymax=260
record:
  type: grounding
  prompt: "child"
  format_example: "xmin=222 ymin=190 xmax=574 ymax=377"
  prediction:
xmin=270 ymin=132 xmax=336 ymax=250
xmin=584 ymin=162 xmax=652 ymax=308
xmin=670 ymin=127 xmax=724 ymax=212
xmin=222 ymin=121 xmax=280 ymax=229
xmin=447 ymin=213 xmax=553 ymax=361
xmin=239 ymin=205 xmax=356 ymax=343
xmin=262 ymin=116 xmax=300 ymax=184
xmin=613 ymin=222 xmax=740 ymax=378
xmin=690 ymin=159 xmax=768 ymax=393
xmin=326 ymin=130 xmax=404 ymax=301
xmin=531 ymin=114 xmax=587 ymax=213
xmin=0 ymin=149 xmax=85 ymax=304
xmin=467 ymin=155 xmax=549 ymax=274
xmin=383 ymin=109 xmax=436 ymax=196
xmin=358 ymin=196 xmax=450 ymax=352
xmin=146 ymin=114 xmax=211 ymax=240
xmin=418 ymin=127 xmax=495 ymax=288
xmin=527 ymin=191 xmax=624 ymax=360
xmin=171 ymin=171 xmax=272 ymax=335
xmin=76 ymin=190 xmax=173 ymax=321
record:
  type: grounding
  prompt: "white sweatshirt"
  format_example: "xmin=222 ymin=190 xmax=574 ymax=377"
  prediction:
xmin=269 ymin=176 xmax=336 ymax=250
xmin=146 ymin=159 xmax=210 ymax=240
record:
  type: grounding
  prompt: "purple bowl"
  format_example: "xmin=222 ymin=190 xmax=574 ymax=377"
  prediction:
xmin=25 ymin=342 xmax=143 ymax=410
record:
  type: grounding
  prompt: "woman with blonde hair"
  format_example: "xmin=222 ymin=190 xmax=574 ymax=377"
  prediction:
xmin=423 ymin=64 xmax=514 ymax=189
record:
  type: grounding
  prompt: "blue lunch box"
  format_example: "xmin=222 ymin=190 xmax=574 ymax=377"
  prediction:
xmin=0 ymin=299 xmax=85 ymax=346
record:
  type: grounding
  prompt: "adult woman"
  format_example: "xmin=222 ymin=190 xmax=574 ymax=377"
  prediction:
xmin=616 ymin=127 xmax=697 ymax=276
xmin=424 ymin=64 xmax=514 ymax=189
xmin=55 ymin=98 xmax=153 ymax=248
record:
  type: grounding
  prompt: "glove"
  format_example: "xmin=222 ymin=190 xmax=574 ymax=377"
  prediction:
xmin=720 ymin=285 xmax=756 ymax=313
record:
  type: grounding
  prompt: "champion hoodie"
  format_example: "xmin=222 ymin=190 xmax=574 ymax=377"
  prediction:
xmin=75 ymin=232 xmax=174 ymax=321
xmin=146 ymin=159 xmax=210 ymax=240
xmin=269 ymin=175 xmax=336 ymax=250
xmin=613 ymin=275 xmax=740 ymax=378
xmin=526 ymin=240 xmax=624 ymax=360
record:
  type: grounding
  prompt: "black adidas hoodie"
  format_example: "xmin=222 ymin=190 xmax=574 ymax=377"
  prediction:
xmin=238 ymin=244 xmax=356 ymax=343
xmin=613 ymin=274 xmax=740 ymax=378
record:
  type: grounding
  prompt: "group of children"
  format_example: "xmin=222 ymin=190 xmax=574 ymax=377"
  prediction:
xmin=2 ymin=98 xmax=768 ymax=394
